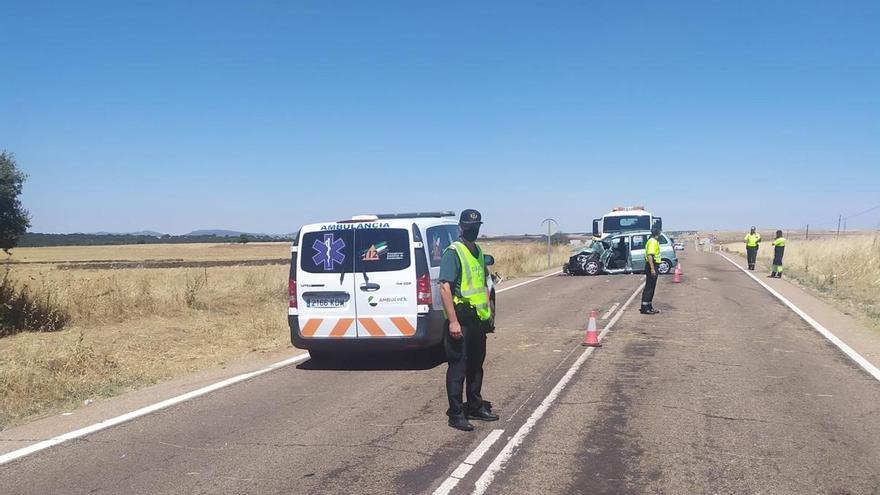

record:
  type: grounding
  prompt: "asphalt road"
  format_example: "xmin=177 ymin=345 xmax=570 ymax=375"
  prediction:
xmin=2 ymin=250 xmax=879 ymax=494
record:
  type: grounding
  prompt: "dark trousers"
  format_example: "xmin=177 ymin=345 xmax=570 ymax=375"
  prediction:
xmin=746 ymin=246 xmax=758 ymax=268
xmin=641 ymin=265 xmax=658 ymax=309
xmin=445 ymin=306 xmax=487 ymax=417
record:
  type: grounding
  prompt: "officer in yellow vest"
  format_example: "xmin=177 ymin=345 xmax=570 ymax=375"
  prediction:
xmin=769 ymin=230 xmax=786 ymax=278
xmin=439 ymin=209 xmax=498 ymax=431
xmin=640 ymin=226 xmax=662 ymax=314
xmin=744 ymin=227 xmax=761 ymax=270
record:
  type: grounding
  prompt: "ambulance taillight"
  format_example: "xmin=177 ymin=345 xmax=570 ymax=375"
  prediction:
xmin=416 ymin=273 xmax=432 ymax=306
xmin=288 ymin=279 xmax=298 ymax=309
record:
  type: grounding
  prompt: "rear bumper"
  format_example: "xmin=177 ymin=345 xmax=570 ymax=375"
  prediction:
xmin=289 ymin=311 xmax=445 ymax=351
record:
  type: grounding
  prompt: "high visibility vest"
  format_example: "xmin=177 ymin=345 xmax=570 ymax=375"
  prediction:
xmin=645 ymin=237 xmax=661 ymax=264
xmin=448 ymin=241 xmax=491 ymax=321
xmin=773 ymin=237 xmax=786 ymax=247
xmin=745 ymin=233 xmax=761 ymax=247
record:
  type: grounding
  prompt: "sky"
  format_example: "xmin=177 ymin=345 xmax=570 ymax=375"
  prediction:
xmin=2 ymin=0 xmax=878 ymax=235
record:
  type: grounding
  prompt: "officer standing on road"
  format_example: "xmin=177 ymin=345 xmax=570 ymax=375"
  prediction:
xmin=640 ymin=226 xmax=662 ymax=315
xmin=439 ymin=209 xmax=499 ymax=431
xmin=744 ymin=227 xmax=761 ymax=270
xmin=769 ymin=230 xmax=786 ymax=278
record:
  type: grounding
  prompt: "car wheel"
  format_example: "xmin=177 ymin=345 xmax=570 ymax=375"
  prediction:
xmin=585 ymin=260 xmax=601 ymax=275
xmin=657 ymin=260 xmax=672 ymax=274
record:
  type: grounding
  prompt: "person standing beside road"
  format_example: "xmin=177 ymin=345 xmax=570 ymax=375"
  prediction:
xmin=769 ymin=230 xmax=786 ymax=278
xmin=438 ymin=209 xmax=499 ymax=431
xmin=640 ymin=226 xmax=662 ymax=315
xmin=744 ymin=227 xmax=761 ymax=270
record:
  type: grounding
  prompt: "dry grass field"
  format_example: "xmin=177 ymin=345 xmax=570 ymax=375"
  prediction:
xmin=723 ymin=233 xmax=880 ymax=329
xmin=0 ymin=240 xmax=569 ymax=429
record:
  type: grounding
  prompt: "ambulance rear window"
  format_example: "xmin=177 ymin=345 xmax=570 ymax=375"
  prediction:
xmin=300 ymin=230 xmax=355 ymax=274
xmin=426 ymin=225 xmax=459 ymax=267
xmin=355 ymin=228 xmax=411 ymax=272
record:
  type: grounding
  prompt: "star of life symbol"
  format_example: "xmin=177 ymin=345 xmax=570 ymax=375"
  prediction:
xmin=312 ymin=233 xmax=346 ymax=270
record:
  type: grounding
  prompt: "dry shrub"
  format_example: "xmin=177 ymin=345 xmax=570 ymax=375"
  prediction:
xmin=482 ymin=242 xmax=572 ymax=279
xmin=0 ymin=271 xmax=69 ymax=338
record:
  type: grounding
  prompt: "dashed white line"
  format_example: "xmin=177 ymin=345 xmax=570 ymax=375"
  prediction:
xmin=433 ymin=429 xmax=504 ymax=495
xmin=718 ymin=253 xmax=880 ymax=383
xmin=468 ymin=282 xmax=644 ymax=495
xmin=600 ymin=303 xmax=620 ymax=320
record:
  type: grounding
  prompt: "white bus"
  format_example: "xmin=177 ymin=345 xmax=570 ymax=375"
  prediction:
xmin=592 ymin=206 xmax=662 ymax=238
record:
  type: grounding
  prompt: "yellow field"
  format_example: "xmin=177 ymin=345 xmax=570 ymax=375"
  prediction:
xmin=723 ymin=234 xmax=880 ymax=328
xmin=0 ymin=240 xmax=568 ymax=429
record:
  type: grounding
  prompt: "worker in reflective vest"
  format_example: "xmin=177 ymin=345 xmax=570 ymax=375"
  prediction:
xmin=439 ymin=209 xmax=498 ymax=431
xmin=769 ymin=230 xmax=786 ymax=278
xmin=744 ymin=227 xmax=761 ymax=270
xmin=640 ymin=227 xmax=662 ymax=315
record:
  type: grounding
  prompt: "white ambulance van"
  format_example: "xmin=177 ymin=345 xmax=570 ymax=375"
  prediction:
xmin=288 ymin=212 xmax=495 ymax=358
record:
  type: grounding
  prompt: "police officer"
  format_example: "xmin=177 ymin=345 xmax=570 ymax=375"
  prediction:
xmin=769 ymin=230 xmax=786 ymax=278
xmin=744 ymin=227 xmax=761 ymax=270
xmin=640 ymin=226 xmax=662 ymax=315
xmin=439 ymin=209 xmax=498 ymax=431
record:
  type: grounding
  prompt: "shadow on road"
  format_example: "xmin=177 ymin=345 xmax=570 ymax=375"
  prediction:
xmin=296 ymin=349 xmax=446 ymax=371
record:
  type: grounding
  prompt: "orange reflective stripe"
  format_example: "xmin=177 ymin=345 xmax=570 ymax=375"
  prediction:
xmin=391 ymin=317 xmax=416 ymax=336
xmin=301 ymin=319 xmax=323 ymax=337
xmin=358 ymin=318 xmax=385 ymax=337
xmin=329 ymin=318 xmax=354 ymax=337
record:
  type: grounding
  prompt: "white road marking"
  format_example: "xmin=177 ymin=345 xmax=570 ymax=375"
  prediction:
xmin=496 ymin=271 xmax=562 ymax=294
xmin=0 ymin=353 xmax=310 ymax=466
xmin=469 ymin=282 xmax=645 ymax=495
xmin=433 ymin=429 xmax=505 ymax=494
xmin=601 ymin=303 xmax=620 ymax=320
xmin=3 ymin=269 xmax=562 ymax=468
xmin=718 ymin=253 xmax=880 ymax=383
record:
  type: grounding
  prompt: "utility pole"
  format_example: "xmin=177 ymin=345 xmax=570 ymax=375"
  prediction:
xmin=837 ymin=214 xmax=842 ymax=239
xmin=805 ymin=224 xmax=809 ymax=240
xmin=541 ymin=218 xmax=558 ymax=270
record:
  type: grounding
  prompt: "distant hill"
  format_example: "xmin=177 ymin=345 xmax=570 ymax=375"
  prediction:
xmin=185 ymin=229 xmax=255 ymax=237
xmin=18 ymin=232 xmax=292 ymax=247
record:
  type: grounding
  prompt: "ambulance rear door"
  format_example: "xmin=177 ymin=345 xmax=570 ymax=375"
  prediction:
xmin=352 ymin=225 xmax=418 ymax=339
xmin=297 ymin=227 xmax=357 ymax=339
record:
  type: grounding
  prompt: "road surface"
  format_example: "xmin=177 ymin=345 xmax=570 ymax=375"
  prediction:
xmin=1 ymin=250 xmax=879 ymax=494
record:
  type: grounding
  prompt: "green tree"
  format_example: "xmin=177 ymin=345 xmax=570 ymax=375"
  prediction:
xmin=0 ymin=151 xmax=31 ymax=254
xmin=238 ymin=233 xmax=250 ymax=244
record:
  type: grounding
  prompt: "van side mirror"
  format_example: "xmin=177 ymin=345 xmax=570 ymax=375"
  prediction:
xmin=592 ymin=219 xmax=600 ymax=237
xmin=653 ymin=217 xmax=662 ymax=231
xmin=484 ymin=254 xmax=495 ymax=266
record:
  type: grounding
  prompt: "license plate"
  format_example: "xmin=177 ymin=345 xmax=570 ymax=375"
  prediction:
xmin=306 ymin=297 xmax=346 ymax=308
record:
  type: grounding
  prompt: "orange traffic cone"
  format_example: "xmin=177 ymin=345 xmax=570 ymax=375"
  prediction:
xmin=672 ymin=262 xmax=682 ymax=283
xmin=582 ymin=310 xmax=601 ymax=347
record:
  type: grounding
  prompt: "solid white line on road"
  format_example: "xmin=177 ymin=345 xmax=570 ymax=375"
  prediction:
xmin=718 ymin=253 xmax=880 ymax=383
xmin=496 ymin=271 xmax=562 ymax=294
xmin=3 ymin=269 xmax=564 ymax=468
xmin=0 ymin=352 xmax=311 ymax=466
xmin=470 ymin=282 xmax=645 ymax=495
xmin=601 ymin=303 xmax=620 ymax=320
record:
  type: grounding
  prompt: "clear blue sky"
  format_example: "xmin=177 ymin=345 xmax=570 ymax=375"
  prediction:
xmin=2 ymin=1 xmax=878 ymax=235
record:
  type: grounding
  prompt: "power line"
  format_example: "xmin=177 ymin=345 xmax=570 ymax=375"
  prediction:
xmin=845 ymin=204 xmax=880 ymax=220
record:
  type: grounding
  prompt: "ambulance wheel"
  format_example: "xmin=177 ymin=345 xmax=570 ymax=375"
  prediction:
xmin=657 ymin=260 xmax=672 ymax=274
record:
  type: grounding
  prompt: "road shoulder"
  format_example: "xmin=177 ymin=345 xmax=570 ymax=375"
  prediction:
xmin=719 ymin=251 xmax=880 ymax=373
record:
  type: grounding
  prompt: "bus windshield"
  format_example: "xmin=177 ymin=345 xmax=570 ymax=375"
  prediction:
xmin=603 ymin=215 xmax=651 ymax=233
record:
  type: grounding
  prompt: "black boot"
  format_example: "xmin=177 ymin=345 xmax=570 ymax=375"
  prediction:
xmin=448 ymin=415 xmax=474 ymax=431
xmin=467 ymin=405 xmax=499 ymax=422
